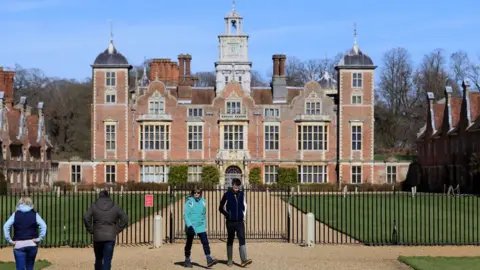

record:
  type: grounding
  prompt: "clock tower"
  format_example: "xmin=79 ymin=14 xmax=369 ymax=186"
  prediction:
xmin=215 ymin=4 xmax=252 ymax=94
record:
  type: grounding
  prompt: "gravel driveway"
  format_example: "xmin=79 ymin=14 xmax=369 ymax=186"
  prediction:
xmin=1 ymin=243 xmax=479 ymax=270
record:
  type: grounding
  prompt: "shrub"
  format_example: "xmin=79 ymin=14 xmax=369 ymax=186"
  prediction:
xmin=168 ymin=165 xmax=188 ymax=185
xmin=53 ymin=181 xmax=72 ymax=191
xmin=248 ymin=167 xmax=261 ymax=185
xmin=278 ymin=168 xmax=297 ymax=186
xmin=126 ymin=181 xmax=169 ymax=191
xmin=201 ymin=166 xmax=219 ymax=185
xmin=0 ymin=169 xmax=7 ymax=195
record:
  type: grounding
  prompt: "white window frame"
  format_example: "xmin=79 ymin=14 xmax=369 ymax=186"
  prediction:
xmin=226 ymin=100 xmax=242 ymax=115
xmin=105 ymin=165 xmax=116 ymax=183
xmin=351 ymin=166 xmax=362 ymax=184
xmin=264 ymin=107 xmax=280 ymax=118
xmin=305 ymin=101 xmax=322 ymax=115
xmin=188 ymin=125 xmax=203 ymax=150
xmin=224 ymin=125 xmax=244 ymax=150
xmin=297 ymin=124 xmax=328 ymax=151
xmin=71 ymin=165 xmax=81 ymax=183
xmin=264 ymin=165 xmax=279 ymax=184
xmin=188 ymin=108 xmax=204 ymax=117
xmin=148 ymin=92 xmax=165 ymax=114
xmin=264 ymin=124 xmax=279 ymax=151
xmin=106 ymin=71 xmax=116 ymax=86
xmin=352 ymin=72 xmax=362 ymax=88
xmin=352 ymin=94 xmax=363 ymax=104
xmin=188 ymin=165 xmax=202 ymax=182
xmin=105 ymin=91 xmax=116 ymax=104
xmin=140 ymin=124 xmax=170 ymax=150
xmin=140 ymin=165 xmax=169 ymax=183
xmin=351 ymin=124 xmax=362 ymax=151
xmin=386 ymin=165 xmax=397 ymax=184
xmin=297 ymin=165 xmax=328 ymax=183
xmin=105 ymin=123 xmax=116 ymax=151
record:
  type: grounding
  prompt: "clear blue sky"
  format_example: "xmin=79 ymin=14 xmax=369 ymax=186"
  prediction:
xmin=1 ymin=0 xmax=479 ymax=80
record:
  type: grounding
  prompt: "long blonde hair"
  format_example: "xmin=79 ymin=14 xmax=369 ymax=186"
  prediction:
xmin=17 ymin=197 xmax=34 ymax=208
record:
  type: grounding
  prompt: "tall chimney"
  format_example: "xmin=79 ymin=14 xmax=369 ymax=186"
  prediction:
xmin=272 ymin=54 xmax=287 ymax=103
xmin=462 ymin=79 xmax=472 ymax=123
xmin=279 ymin=55 xmax=286 ymax=76
xmin=185 ymin=54 xmax=192 ymax=76
xmin=426 ymin=92 xmax=435 ymax=130
xmin=272 ymin=55 xmax=280 ymax=76
xmin=178 ymin=54 xmax=185 ymax=80
xmin=444 ymin=86 xmax=453 ymax=130
xmin=0 ymin=69 xmax=15 ymax=106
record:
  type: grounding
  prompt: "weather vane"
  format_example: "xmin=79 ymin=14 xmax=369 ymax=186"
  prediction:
xmin=109 ymin=19 xmax=113 ymax=42
xmin=353 ymin=22 xmax=357 ymax=45
xmin=232 ymin=0 xmax=235 ymax=11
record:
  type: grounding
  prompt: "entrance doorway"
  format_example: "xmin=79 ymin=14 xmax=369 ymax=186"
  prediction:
xmin=225 ymin=166 xmax=242 ymax=187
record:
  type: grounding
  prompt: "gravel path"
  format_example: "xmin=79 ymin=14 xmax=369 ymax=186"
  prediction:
xmin=1 ymin=243 xmax=480 ymax=270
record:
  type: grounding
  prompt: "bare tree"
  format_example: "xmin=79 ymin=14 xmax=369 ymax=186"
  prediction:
xmin=283 ymin=53 xmax=344 ymax=87
xmin=413 ymin=49 xmax=449 ymax=99
xmin=449 ymin=51 xmax=471 ymax=94
xmin=194 ymin=72 xmax=216 ymax=87
xmin=378 ymin=47 xmax=416 ymax=115
xmin=251 ymin=70 xmax=268 ymax=87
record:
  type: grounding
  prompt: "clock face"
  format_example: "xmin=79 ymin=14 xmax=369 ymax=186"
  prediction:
xmin=230 ymin=43 xmax=239 ymax=54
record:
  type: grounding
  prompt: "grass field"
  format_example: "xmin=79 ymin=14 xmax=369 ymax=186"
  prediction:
xmin=289 ymin=193 xmax=480 ymax=244
xmin=398 ymin=256 xmax=480 ymax=270
xmin=0 ymin=260 xmax=51 ymax=269
xmin=0 ymin=192 xmax=176 ymax=247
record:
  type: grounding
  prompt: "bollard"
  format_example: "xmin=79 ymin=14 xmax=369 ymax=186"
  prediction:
xmin=110 ymin=187 xmax=113 ymax=195
xmin=343 ymin=185 xmax=347 ymax=198
xmin=74 ymin=185 xmax=78 ymax=194
xmin=120 ymin=185 xmax=124 ymax=197
xmin=355 ymin=186 xmax=358 ymax=194
xmin=153 ymin=215 xmax=163 ymax=248
xmin=306 ymin=213 xmax=315 ymax=247
xmin=56 ymin=186 xmax=60 ymax=198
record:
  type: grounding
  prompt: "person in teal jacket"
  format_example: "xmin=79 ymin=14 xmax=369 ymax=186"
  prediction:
xmin=183 ymin=187 xmax=217 ymax=268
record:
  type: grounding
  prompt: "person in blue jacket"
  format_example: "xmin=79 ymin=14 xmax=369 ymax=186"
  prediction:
xmin=183 ymin=187 xmax=217 ymax=268
xmin=3 ymin=197 xmax=47 ymax=270
xmin=219 ymin=178 xmax=252 ymax=267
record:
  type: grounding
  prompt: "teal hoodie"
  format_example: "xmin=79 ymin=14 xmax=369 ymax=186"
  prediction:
xmin=184 ymin=196 xmax=207 ymax=234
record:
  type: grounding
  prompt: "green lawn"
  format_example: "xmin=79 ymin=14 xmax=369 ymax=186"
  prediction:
xmin=398 ymin=256 xmax=480 ymax=270
xmin=289 ymin=193 xmax=480 ymax=244
xmin=1 ymin=192 xmax=176 ymax=247
xmin=0 ymin=260 xmax=51 ymax=269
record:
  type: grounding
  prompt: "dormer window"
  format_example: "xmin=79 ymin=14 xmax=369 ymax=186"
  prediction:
xmin=148 ymin=92 xmax=165 ymax=115
xmin=306 ymin=101 xmax=321 ymax=115
xmin=226 ymin=101 xmax=241 ymax=114
xmin=353 ymin=73 xmax=362 ymax=88
xmin=106 ymin=72 xmax=116 ymax=86
xmin=188 ymin=108 xmax=203 ymax=117
xmin=264 ymin=108 xmax=280 ymax=117
xmin=149 ymin=100 xmax=164 ymax=114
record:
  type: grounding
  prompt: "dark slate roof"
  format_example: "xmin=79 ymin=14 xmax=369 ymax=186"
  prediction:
xmin=337 ymin=44 xmax=374 ymax=68
xmin=93 ymin=41 xmax=130 ymax=67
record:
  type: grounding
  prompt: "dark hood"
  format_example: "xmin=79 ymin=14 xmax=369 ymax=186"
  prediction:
xmin=94 ymin=197 xmax=115 ymax=211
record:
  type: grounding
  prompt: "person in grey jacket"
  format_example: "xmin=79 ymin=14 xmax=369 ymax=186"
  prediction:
xmin=83 ymin=190 xmax=128 ymax=270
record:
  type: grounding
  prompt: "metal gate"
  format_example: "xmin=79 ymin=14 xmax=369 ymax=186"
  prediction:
xmin=170 ymin=185 xmax=291 ymax=242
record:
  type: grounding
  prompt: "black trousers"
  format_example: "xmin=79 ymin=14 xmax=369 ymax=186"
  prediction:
xmin=226 ymin=221 xmax=246 ymax=246
xmin=184 ymin=231 xmax=211 ymax=258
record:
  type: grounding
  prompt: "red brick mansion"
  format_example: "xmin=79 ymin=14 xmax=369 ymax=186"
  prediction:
xmin=54 ymin=6 xmax=410 ymax=186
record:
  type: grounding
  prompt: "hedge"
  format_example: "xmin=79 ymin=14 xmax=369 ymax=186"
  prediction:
xmin=168 ymin=165 xmax=188 ymax=185
xmin=248 ymin=167 xmax=261 ymax=185
xmin=278 ymin=168 xmax=297 ymax=186
xmin=201 ymin=165 xmax=220 ymax=185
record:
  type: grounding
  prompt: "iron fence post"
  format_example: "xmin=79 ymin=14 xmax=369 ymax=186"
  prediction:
xmin=169 ymin=185 xmax=174 ymax=243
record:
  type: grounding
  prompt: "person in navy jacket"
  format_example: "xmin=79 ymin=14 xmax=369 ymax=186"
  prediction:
xmin=3 ymin=197 xmax=47 ymax=270
xmin=218 ymin=178 xmax=252 ymax=267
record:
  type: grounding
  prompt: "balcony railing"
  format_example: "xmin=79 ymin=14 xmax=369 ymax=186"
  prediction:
xmin=136 ymin=113 xmax=172 ymax=122
xmin=219 ymin=108 xmax=248 ymax=121
xmin=295 ymin=114 xmax=332 ymax=122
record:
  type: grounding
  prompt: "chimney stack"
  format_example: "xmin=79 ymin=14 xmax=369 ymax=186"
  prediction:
xmin=185 ymin=54 xmax=192 ymax=76
xmin=178 ymin=54 xmax=186 ymax=80
xmin=271 ymin=54 xmax=287 ymax=103
xmin=0 ymin=68 xmax=15 ymax=107
xmin=462 ymin=79 xmax=472 ymax=123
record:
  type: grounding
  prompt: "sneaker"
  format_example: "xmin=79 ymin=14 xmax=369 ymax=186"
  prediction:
xmin=184 ymin=258 xmax=193 ymax=268
xmin=207 ymin=256 xmax=217 ymax=267
xmin=227 ymin=260 xmax=233 ymax=267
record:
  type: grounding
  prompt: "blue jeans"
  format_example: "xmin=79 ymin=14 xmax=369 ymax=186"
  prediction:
xmin=13 ymin=246 xmax=38 ymax=270
xmin=93 ymin=241 xmax=115 ymax=270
